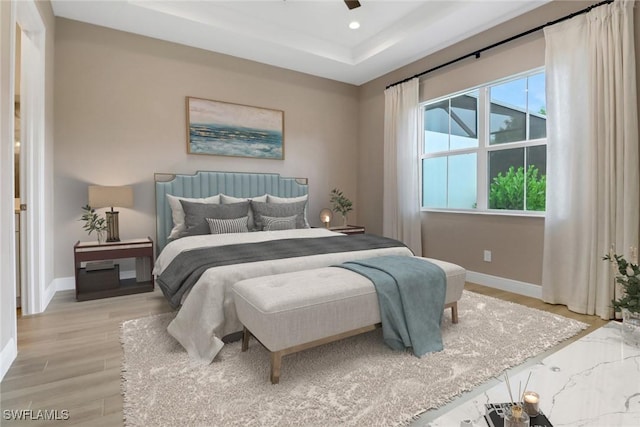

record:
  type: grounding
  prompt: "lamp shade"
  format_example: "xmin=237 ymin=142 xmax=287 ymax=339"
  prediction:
xmin=88 ymin=185 xmax=133 ymax=209
xmin=319 ymin=208 xmax=333 ymax=227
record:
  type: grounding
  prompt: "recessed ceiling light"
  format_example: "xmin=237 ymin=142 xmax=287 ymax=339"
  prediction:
xmin=349 ymin=21 xmax=360 ymax=30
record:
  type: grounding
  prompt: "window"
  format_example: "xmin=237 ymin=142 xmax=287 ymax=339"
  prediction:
xmin=420 ymin=70 xmax=546 ymax=213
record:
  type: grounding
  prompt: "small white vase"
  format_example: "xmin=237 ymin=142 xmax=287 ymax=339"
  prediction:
xmin=621 ymin=308 xmax=640 ymax=347
xmin=97 ymin=230 xmax=106 ymax=245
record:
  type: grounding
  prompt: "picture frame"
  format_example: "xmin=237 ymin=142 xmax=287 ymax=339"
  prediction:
xmin=186 ymin=97 xmax=284 ymax=160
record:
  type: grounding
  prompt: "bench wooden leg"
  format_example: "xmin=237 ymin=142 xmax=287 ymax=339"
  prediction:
xmin=451 ymin=302 xmax=459 ymax=324
xmin=242 ymin=327 xmax=251 ymax=352
xmin=270 ymin=351 xmax=282 ymax=384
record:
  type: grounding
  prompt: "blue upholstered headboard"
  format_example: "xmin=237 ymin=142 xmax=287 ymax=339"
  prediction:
xmin=155 ymin=171 xmax=309 ymax=252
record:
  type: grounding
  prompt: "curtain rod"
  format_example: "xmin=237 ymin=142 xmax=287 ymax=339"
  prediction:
xmin=385 ymin=0 xmax=614 ymax=90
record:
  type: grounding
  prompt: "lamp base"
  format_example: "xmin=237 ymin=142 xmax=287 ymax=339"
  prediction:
xmin=105 ymin=211 xmax=120 ymax=242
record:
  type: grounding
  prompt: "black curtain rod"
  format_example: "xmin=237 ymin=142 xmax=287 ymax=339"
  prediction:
xmin=386 ymin=0 xmax=614 ymax=90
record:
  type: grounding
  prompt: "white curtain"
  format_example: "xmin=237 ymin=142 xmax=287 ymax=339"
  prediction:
xmin=542 ymin=0 xmax=639 ymax=319
xmin=383 ymin=78 xmax=422 ymax=256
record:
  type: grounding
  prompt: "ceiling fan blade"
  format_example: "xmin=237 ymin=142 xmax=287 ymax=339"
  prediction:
xmin=344 ymin=1 xmax=361 ymax=10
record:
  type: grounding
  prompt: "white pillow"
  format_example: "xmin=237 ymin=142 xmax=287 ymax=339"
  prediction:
xmin=267 ymin=194 xmax=310 ymax=228
xmin=167 ymin=194 xmax=220 ymax=239
xmin=220 ymin=194 xmax=267 ymax=231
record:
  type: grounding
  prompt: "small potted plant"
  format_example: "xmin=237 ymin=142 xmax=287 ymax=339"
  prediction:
xmin=330 ymin=188 xmax=353 ymax=227
xmin=80 ymin=204 xmax=107 ymax=244
xmin=604 ymin=249 xmax=640 ymax=347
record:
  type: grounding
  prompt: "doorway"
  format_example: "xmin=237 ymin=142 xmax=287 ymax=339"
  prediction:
xmin=14 ymin=0 xmax=47 ymax=316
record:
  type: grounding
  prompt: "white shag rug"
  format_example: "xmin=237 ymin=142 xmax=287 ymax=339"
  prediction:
xmin=121 ymin=291 xmax=587 ymax=426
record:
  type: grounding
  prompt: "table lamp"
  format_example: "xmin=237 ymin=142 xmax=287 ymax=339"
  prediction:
xmin=88 ymin=185 xmax=133 ymax=242
xmin=319 ymin=208 xmax=333 ymax=228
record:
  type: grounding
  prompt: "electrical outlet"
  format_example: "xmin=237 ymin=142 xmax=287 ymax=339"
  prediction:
xmin=483 ymin=250 xmax=492 ymax=262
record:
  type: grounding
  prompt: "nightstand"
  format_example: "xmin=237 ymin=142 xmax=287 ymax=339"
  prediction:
xmin=73 ymin=237 xmax=154 ymax=301
xmin=329 ymin=225 xmax=365 ymax=235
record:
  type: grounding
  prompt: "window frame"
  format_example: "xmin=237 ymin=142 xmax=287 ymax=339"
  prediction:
xmin=419 ymin=67 xmax=546 ymax=216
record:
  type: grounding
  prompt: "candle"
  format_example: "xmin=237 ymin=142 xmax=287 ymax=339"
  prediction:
xmin=523 ymin=391 xmax=540 ymax=416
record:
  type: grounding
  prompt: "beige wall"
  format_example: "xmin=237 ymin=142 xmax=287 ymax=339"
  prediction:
xmin=54 ymin=18 xmax=359 ymax=278
xmin=358 ymin=0 xmax=639 ymax=285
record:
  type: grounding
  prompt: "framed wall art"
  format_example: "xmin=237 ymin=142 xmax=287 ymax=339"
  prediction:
xmin=186 ymin=97 xmax=284 ymax=160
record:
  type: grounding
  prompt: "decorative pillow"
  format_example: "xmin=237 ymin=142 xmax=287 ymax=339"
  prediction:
xmin=250 ymin=200 xmax=307 ymax=231
xmin=167 ymin=194 xmax=220 ymax=239
xmin=179 ymin=200 xmax=249 ymax=237
xmin=220 ymin=194 xmax=267 ymax=231
xmin=266 ymin=194 xmax=310 ymax=228
xmin=262 ymin=215 xmax=298 ymax=231
xmin=206 ymin=216 xmax=250 ymax=234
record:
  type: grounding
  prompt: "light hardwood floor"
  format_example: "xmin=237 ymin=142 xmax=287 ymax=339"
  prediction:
xmin=1 ymin=289 xmax=173 ymax=426
xmin=0 ymin=284 xmax=609 ymax=426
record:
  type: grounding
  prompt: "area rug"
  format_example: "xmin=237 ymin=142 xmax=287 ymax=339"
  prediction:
xmin=121 ymin=291 xmax=588 ymax=426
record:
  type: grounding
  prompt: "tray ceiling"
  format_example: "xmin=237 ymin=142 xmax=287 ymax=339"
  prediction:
xmin=51 ymin=0 xmax=550 ymax=85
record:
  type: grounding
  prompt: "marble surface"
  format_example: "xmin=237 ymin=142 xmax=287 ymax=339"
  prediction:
xmin=419 ymin=322 xmax=640 ymax=427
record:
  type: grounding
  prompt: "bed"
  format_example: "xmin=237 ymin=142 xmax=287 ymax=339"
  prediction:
xmin=153 ymin=171 xmax=414 ymax=363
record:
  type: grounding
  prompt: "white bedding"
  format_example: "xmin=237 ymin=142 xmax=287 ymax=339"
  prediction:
xmin=153 ymin=228 xmax=413 ymax=363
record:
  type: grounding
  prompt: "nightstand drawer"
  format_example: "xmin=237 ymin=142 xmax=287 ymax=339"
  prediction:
xmin=77 ymin=264 xmax=120 ymax=293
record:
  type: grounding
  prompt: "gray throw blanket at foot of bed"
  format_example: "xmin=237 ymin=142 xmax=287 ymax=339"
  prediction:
xmin=336 ymin=256 xmax=446 ymax=357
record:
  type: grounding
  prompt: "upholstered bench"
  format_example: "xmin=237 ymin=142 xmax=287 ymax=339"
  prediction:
xmin=232 ymin=257 xmax=466 ymax=384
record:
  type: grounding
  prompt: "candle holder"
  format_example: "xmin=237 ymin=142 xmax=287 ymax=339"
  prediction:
xmin=523 ymin=391 xmax=540 ymax=417
xmin=504 ymin=405 xmax=530 ymax=427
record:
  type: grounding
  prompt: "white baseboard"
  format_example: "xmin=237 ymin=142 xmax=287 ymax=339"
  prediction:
xmin=0 ymin=337 xmax=17 ymax=381
xmin=43 ymin=280 xmax=59 ymax=311
xmin=466 ymin=271 xmax=542 ymax=299
xmin=54 ymin=276 xmax=75 ymax=291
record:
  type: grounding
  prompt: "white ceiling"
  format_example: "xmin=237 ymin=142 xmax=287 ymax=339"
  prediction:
xmin=50 ymin=0 xmax=550 ymax=85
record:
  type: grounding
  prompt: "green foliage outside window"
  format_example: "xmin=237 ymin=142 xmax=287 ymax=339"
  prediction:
xmin=488 ymin=165 xmax=546 ymax=211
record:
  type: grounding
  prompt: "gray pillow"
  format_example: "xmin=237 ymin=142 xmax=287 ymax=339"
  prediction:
xmin=266 ymin=194 xmax=310 ymax=228
xmin=206 ymin=217 xmax=250 ymax=234
xmin=220 ymin=194 xmax=267 ymax=231
xmin=262 ymin=215 xmax=297 ymax=231
xmin=179 ymin=200 xmax=249 ymax=237
xmin=250 ymin=200 xmax=308 ymax=231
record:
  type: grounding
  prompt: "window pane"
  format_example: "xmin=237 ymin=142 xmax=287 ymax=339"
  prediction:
xmin=423 ymin=155 xmax=477 ymax=209
xmin=488 ymin=148 xmax=525 ymax=210
xmin=448 ymin=153 xmax=477 ymax=209
xmin=450 ymin=91 xmax=478 ymax=150
xmin=528 ymin=73 xmax=546 ymax=139
xmin=423 ymin=157 xmax=447 ymax=208
xmin=424 ymin=100 xmax=449 ymax=154
xmin=490 ymin=78 xmax=527 ymax=145
xmin=525 ymin=145 xmax=546 ymax=211
xmin=424 ymin=91 xmax=478 ymax=154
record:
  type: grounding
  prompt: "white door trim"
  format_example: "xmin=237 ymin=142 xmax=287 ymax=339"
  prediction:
xmin=16 ymin=0 xmax=46 ymax=315
xmin=0 ymin=0 xmax=19 ymax=381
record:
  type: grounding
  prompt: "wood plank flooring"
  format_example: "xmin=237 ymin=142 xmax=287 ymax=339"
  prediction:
xmin=0 ymin=284 xmax=608 ymax=426
xmin=1 ymin=289 xmax=173 ymax=426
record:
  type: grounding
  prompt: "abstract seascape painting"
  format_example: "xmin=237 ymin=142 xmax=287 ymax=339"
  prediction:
xmin=186 ymin=97 xmax=284 ymax=160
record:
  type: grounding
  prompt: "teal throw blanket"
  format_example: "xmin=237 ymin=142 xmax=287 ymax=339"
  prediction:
xmin=336 ymin=256 xmax=446 ymax=357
